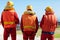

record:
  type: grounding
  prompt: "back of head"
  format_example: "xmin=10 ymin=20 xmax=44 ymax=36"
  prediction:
xmin=7 ymin=1 xmax=14 ymax=7
xmin=24 ymin=11 xmax=35 ymax=15
xmin=45 ymin=6 xmax=54 ymax=15
xmin=4 ymin=1 xmax=14 ymax=11
xmin=24 ymin=5 xmax=35 ymax=15
xmin=26 ymin=5 xmax=33 ymax=11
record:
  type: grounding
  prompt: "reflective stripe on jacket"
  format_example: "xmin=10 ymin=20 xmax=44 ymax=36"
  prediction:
xmin=1 ymin=11 xmax=19 ymax=28
xmin=23 ymin=26 xmax=36 ymax=31
xmin=4 ymin=22 xmax=15 ymax=24
xmin=21 ymin=11 xmax=38 ymax=31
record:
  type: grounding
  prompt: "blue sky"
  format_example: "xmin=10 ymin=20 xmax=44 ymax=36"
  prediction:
xmin=0 ymin=0 xmax=60 ymax=21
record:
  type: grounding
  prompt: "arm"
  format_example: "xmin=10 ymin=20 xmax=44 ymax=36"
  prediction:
xmin=54 ymin=15 xmax=58 ymax=28
xmin=40 ymin=15 xmax=44 ymax=28
xmin=1 ymin=13 xmax=4 ymax=27
xmin=56 ymin=18 xmax=58 ymax=28
xmin=56 ymin=21 xmax=57 ymax=28
xmin=35 ymin=17 xmax=38 ymax=33
xmin=14 ymin=12 xmax=19 ymax=24
xmin=20 ymin=17 xmax=23 ymax=32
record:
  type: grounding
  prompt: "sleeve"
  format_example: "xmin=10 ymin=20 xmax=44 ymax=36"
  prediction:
xmin=1 ymin=13 xmax=4 ymax=27
xmin=54 ymin=15 xmax=58 ymax=28
xmin=56 ymin=17 xmax=58 ymax=28
xmin=35 ymin=17 xmax=38 ymax=33
xmin=20 ymin=16 xmax=23 ymax=32
xmin=56 ymin=21 xmax=58 ymax=28
xmin=14 ymin=12 xmax=19 ymax=24
xmin=40 ymin=15 xmax=44 ymax=28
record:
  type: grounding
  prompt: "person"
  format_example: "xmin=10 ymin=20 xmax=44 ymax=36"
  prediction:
xmin=1 ymin=1 xmax=19 ymax=40
xmin=21 ymin=5 xmax=38 ymax=40
xmin=40 ymin=6 xmax=57 ymax=40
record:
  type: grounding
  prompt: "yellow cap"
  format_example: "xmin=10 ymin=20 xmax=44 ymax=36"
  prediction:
xmin=4 ymin=1 xmax=14 ymax=10
xmin=27 ymin=5 xmax=33 ymax=10
xmin=7 ymin=1 xmax=14 ymax=7
xmin=45 ymin=6 xmax=53 ymax=12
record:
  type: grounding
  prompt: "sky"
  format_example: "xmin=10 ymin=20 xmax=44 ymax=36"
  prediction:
xmin=0 ymin=0 xmax=60 ymax=22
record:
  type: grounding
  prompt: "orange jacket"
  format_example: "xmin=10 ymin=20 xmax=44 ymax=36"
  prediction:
xmin=1 ymin=10 xmax=19 ymax=28
xmin=21 ymin=11 xmax=38 ymax=32
xmin=40 ymin=13 xmax=57 ymax=32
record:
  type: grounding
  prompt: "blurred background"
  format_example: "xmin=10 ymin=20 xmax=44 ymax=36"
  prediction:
xmin=0 ymin=0 xmax=60 ymax=40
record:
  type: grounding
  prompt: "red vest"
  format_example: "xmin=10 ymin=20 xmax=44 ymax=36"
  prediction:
xmin=41 ymin=14 xmax=57 ymax=32
xmin=22 ymin=14 xmax=37 ymax=31
xmin=2 ymin=11 xmax=16 ymax=28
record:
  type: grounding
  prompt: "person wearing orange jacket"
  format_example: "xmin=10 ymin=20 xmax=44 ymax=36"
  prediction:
xmin=21 ymin=5 xmax=38 ymax=40
xmin=40 ymin=6 xmax=57 ymax=40
xmin=1 ymin=1 xmax=19 ymax=40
